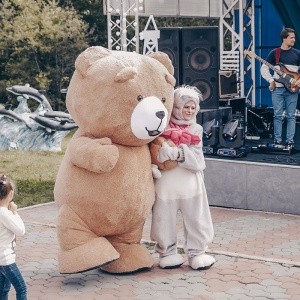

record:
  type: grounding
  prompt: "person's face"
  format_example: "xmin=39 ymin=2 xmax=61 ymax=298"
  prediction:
xmin=182 ymin=100 xmax=196 ymax=121
xmin=283 ymin=32 xmax=295 ymax=48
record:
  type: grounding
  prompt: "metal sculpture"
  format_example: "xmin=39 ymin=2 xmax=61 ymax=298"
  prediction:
xmin=0 ymin=84 xmax=77 ymax=152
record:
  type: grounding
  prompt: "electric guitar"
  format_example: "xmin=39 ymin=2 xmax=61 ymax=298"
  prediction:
xmin=244 ymin=50 xmax=300 ymax=93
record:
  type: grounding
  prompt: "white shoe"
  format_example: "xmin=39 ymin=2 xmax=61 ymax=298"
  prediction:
xmin=159 ymin=253 xmax=184 ymax=269
xmin=189 ymin=254 xmax=215 ymax=270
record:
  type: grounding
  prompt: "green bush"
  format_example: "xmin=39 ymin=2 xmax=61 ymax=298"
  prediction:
xmin=15 ymin=179 xmax=55 ymax=207
xmin=1 ymin=130 xmax=75 ymax=208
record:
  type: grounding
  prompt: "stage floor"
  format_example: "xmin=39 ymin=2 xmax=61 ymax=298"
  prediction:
xmin=205 ymin=139 xmax=300 ymax=167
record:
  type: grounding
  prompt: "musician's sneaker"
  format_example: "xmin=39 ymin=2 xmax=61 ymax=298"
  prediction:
xmin=274 ymin=140 xmax=282 ymax=145
xmin=286 ymin=141 xmax=294 ymax=149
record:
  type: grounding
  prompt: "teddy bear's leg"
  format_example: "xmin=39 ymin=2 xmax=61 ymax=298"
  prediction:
xmin=57 ymin=205 xmax=120 ymax=274
xmin=100 ymin=224 xmax=153 ymax=274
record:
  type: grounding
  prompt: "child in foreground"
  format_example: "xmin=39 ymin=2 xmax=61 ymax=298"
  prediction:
xmin=0 ymin=174 xmax=27 ymax=300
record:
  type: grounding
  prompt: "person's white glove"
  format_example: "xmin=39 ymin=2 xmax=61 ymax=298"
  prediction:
xmin=151 ymin=164 xmax=162 ymax=179
xmin=157 ymin=142 xmax=179 ymax=163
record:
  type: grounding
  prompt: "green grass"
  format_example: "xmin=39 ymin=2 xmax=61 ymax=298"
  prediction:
xmin=1 ymin=130 xmax=75 ymax=207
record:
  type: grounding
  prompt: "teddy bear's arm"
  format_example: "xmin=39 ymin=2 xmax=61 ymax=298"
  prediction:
xmin=68 ymin=136 xmax=119 ymax=173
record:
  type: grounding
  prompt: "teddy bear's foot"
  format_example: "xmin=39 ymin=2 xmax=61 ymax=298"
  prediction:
xmin=188 ymin=254 xmax=215 ymax=270
xmin=100 ymin=243 xmax=153 ymax=274
xmin=159 ymin=253 xmax=184 ymax=269
xmin=59 ymin=237 xmax=120 ymax=274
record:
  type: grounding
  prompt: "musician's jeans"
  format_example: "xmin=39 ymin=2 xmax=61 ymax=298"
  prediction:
xmin=271 ymin=87 xmax=298 ymax=143
xmin=0 ymin=263 xmax=27 ymax=300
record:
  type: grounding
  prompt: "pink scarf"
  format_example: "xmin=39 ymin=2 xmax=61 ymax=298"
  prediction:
xmin=161 ymin=121 xmax=201 ymax=146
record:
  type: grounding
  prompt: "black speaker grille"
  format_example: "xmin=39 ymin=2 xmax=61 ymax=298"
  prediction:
xmin=158 ymin=26 xmax=219 ymax=109
xmin=181 ymin=26 xmax=219 ymax=109
xmin=159 ymin=48 xmax=177 ymax=66
xmin=158 ymin=28 xmax=181 ymax=85
xmin=188 ymin=48 xmax=214 ymax=72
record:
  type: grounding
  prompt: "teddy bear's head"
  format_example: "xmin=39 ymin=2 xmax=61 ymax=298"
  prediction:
xmin=66 ymin=46 xmax=175 ymax=146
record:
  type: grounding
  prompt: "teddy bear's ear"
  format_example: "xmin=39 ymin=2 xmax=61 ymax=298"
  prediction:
xmin=114 ymin=67 xmax=138 ymax=83
xmin=149 ymin=51 xmax=174 ymax=75
xmin=165 ymin=73 xmax=176 ymax=87
xmin=149 ymin=52 xmax=176 ymax=86
xmin=75 ymin=46 xmax=111 ymax=77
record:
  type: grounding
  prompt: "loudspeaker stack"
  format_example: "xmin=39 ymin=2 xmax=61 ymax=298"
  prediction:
xmin=158 ymin=26 xmax=219 ymax=109
xmin=157 ymin=28 xmax=181 ymax=85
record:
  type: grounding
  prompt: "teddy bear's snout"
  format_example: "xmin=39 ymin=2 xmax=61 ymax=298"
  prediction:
xmin=156 ymin=111 xmax=165 ymax=120
xmin=130 ymin=96 xmax=168 ymax=140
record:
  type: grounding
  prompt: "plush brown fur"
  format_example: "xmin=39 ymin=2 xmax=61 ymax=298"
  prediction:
xmin=54 ymin=46 xmax=175 ymax=274
xmin=150 ymin=136 xmax=178 ymax=170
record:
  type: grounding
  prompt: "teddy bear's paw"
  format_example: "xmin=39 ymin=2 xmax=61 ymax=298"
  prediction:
xmin=100 ymin=243 xmax=154 ymax=274
xmin=93 ymin=144 xmax=119 ymax=173
xmin=188 ymin=254 xmax=215 ymax=270
xmin=58 ymin=237 xmax=120 ymax=274
xmin=159 ymin=253 xmax=184 ymax=269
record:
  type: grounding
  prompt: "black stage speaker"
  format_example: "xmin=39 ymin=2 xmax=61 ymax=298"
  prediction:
xmin=158 ymin=27 xmax=181 ymax=86
xmin=181 ymin=27 xmax=219 ymax=109
xmin=219 ymin=97 xmax=246 ymax=116
xmin=219 ymin=70 xmax=239 ymax=98
xmin=197 ymin=107 xmax=232 ymax=126
xmin=219 ymin=97 xmax=246 ymax=128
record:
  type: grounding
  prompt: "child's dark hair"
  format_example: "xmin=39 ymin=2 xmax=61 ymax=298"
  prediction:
xmin=0 ymin=175 xmax=15 ymax=200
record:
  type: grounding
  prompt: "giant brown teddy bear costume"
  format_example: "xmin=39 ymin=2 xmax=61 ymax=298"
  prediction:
xmin=54 ymin=46 xmax=175 ymax=274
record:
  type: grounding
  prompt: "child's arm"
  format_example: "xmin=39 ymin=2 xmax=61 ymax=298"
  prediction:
xmin=2 ymin=206 xmax=25 ymax=236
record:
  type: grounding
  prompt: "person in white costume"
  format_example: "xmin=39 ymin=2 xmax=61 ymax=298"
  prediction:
xmin=151 ymin=85 xmax=215 ymax=270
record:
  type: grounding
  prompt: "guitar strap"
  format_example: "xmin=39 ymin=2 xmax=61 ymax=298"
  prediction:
xmin=275 ymin=47 xmax=281 ymax=64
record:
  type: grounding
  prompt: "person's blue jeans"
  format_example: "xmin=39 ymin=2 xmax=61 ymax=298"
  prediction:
xmin=0 ymin=263 xmax=27 ymax=300
xmin=271 ymin=87 xmax=298 ymax=143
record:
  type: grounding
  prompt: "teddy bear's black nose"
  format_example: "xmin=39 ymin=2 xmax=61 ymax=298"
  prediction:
xmin=156 ymin=111 xmax=165 ymax=120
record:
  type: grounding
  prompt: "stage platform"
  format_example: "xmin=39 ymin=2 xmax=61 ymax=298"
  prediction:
xmin=204 ymin=126 xmax=300 ymax=216
xmin=199 ymin=103 xmax=300 ymax=215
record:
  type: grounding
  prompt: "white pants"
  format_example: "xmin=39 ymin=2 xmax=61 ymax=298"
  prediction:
xmin=150 ymin=174 xmax=214 ymax=258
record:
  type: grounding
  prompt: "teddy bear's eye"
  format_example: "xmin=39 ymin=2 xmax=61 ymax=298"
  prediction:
xmin=161 ymin=97 xmax=166 ymax=103
xmin=137 ymin=95 xmax=143 ymax=101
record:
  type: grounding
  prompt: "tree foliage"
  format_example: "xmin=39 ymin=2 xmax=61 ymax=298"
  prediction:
xmin=0 ymin=0 xmax=89 ymax=109
xmin=59 ymin=0 xmax=108 ymax=47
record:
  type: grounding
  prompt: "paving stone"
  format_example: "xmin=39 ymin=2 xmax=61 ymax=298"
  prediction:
xmin=268 ymin=293 xmax=291 ymax=299
xmin=9 ymin=203 xmax=300 ymax=300
xmin=230 ymin=295 xmax=254 ymax=300
xmin=260 ymin=279 xmax=282 ymax=286
xmin=265 ymin=285 xmax=287 ymax=293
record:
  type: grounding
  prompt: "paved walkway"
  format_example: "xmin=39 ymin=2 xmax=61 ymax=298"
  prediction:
xmin=8 ymin=202 xmax=300 ymax=300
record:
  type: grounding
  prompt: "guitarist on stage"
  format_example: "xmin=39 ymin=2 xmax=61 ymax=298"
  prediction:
xmin=261 ymin=28 xmax=300 ymax=148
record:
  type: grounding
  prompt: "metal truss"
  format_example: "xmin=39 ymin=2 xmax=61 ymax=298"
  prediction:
xmin=106 ymin=0 xmax=256 ymax=106
xmin=219 ymin=0 xmax=256 ymax=106
xmin=106 ymin=0 xmax=141 ymax=52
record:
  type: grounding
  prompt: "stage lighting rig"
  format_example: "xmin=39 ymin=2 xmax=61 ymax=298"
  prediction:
xmin=217 ymin=119 xmax=249 ymax=157
xmin=222 ymin=119 xmax=239 ymax=142
xmin=202 ymin=119 xmax=219 ymax=155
